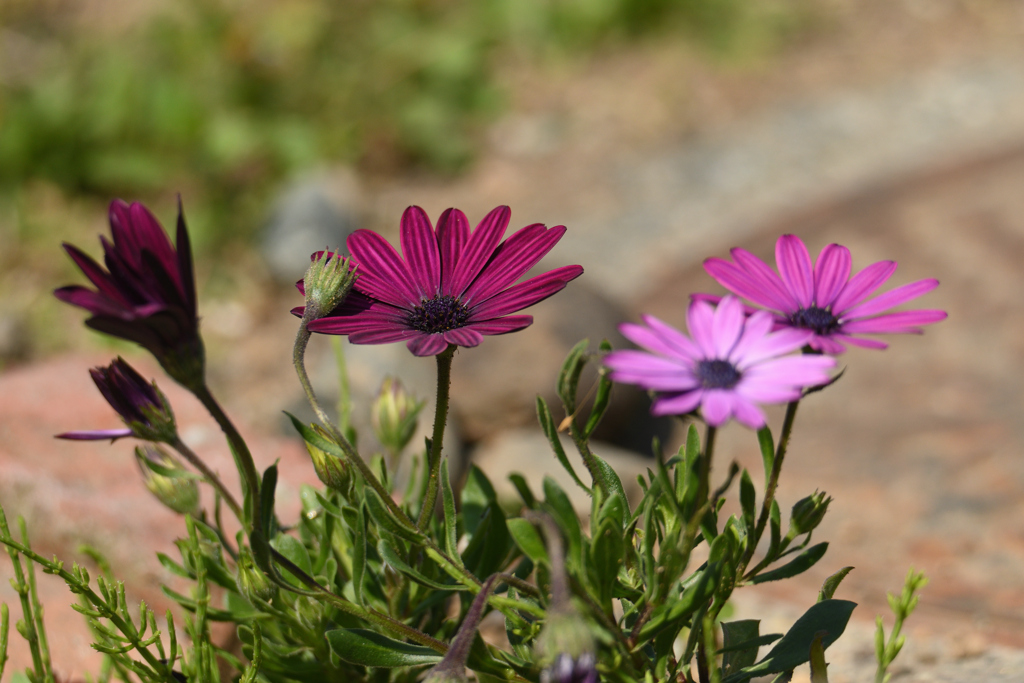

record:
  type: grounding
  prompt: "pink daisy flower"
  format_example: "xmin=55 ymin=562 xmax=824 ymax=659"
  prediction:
xmin=699 ymin=234 xmax=947 ymax=354
xmin=604 ymin=297 xmax=836 ymax=428
xmin=295 ymin=205 xmax=583 ymax=357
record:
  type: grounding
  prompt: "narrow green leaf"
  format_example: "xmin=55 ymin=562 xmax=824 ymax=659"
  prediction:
xmin=440 ymin=458 xmax=461 ymax=564
xmin=721 ymin=620 xmax=761 ymax=676
xmin=461 ymin=504 xmax=512 ymax=578
xmin=352 ymin=502 xmax=367 ymax=604
xmin=365 ymin=488 xmax=424 ymax=543
xmin=461 ymin=464 xmax=498 ymax=536
xmin=508 ymin=473 xmax=537 ymax=509
xmin=589 ymin=517 xmax=623 ymax=611
xmin=751 ymin=543 xmax=828 ymax=585
xmin=582 ymin=344 xmax=614 ymax=439
xmin=537 ymin=397 xmax=589 ymax=493
xmin=757 ymin=427 xmax=775 ymax=484
xmin=542 ymin=477 xmax=584 ymax=572
xmin=557 ymin=339 xmax=590 ymax=415
xmin=325 ymin=629 xmax=442 ymax=667
xmin=378 ymin=541 xmax=461 ymax=591
xmin=260 ymin=464 xmax=278 ymax=538
xmin=589 ymin=452 xmax=627 ymax=516
xmin=740 ymin=469 xmax=756 ymax=534
xmin=270 ymin=534 xmax=313 ymax=589
xmin=818 ymin=566 xmax=854 ymax=603
xmin=506 ymin=518 xmax=548 ymax=565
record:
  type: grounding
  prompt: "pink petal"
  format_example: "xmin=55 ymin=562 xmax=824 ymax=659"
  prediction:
xmin=437 ymin=208 xmax=470 ymax=296
xmin=444 ymin=327 xmax=483 ymax=347
xmin=56 ymin=428 xmax=133 ymax=441
xmin=733 ymin=326 xmax=813 ymax=369
xmin=704 ymin=256 xmax=796 ymax=313
xmin=735 ymin=380 xmax=803 ymax=404
xmin=605 ymin=351 xmax=698 ymax=390
xmin=833 ymin=334 xmax=888 ymax=350
xmin=619 ymin=322 xmax=684 ymax=359
xmin=807 ymin=335 xmax=849 ymax=354
xmin=466 ymin=316 xmax=533 ymax=335
xmin=651 ymin=390 xmax=704 ymax=417
xmin=349 ymin=327 xmax=420 ymax=344
xmin=775 ymin=235 xmax=814 ymax=309
xmin=446 ymin=206 xmax=511 ymax=297
xmin=347 ymin=230 xmax=421 ymax=308
xmin=731 ymin=248 xmax=802 ymax=312
xmin=461 ymin=224 xmax=563 ymax=305
xmin=730 ymin=396 xmax=767 ymax=428
xmin=841 ymin=279 xmax=940 ymax=320
xmin=726 ymin=311 xmax=775 ymax=364
xmin=839 ymin=309 xmax=947 ymax=334
xmin=813 ymin=244 xmax=852 ymax=308
xmin=686 ymin=299 xmax=717 ymax=358
xmin=467 ymin=265 xmax=582 ymax=320
xmin=407 ymin=334 xmax=450 ymax=357
xmin=400 ymin=206 xmax=441 ymax=299
xmin=742 ymin=355 xmax=835 ymax=386
xmin=640 ymin=315 xmax=703 ymax=360
xmin=700 ymin=390 xmax=733 ymax=426
xmin=712 ymin=296 xmax=745 ymax=357
xmin=831 ymin=260 xmax=897 ymax=314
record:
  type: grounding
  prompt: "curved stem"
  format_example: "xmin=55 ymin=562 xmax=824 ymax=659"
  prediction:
xmin=169 ymin=437 xmax=244 ymax=522
xmin=417 ymin=345 xmax=456 ymax=531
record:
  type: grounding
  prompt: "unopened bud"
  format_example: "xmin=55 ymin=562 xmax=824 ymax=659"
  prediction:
xmin=541 ymin=652 xmax=599 ymax=683
xmin=236 ymin=544 xmax=277 ymax=604
xmin=306 ymin=428 xmax=350 ymax=492
xmin=788 ymin=490 xmax=832 ymax=538
xmin=135 ymin=446 xmax=199 ymax=515
xmin=371 ymin=377 xmax=425 ymax=456
xmin=302 ymin=250 xmax=357 ymax=321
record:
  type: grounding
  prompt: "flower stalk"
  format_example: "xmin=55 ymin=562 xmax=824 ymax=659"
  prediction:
xmin=418 ymin=344 xmax=455 ymax=530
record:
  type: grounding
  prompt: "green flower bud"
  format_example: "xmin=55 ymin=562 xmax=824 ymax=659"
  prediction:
xmin=536 ymin=606 xmax=596 ymax=671
xmin=305 ymin=433 xmax=350 ymax=492
xmin=236 ymin=544 xmax=277 ymax=604
xmin=371 ymin=377 xmax=425 ymax=457
xmin=788 ymin=490 xmax=832 ymax=538
xmin=135 ymin=446 xmax=199 ymax=515
xmin=302 ymin=250 xmax=357 ymax=321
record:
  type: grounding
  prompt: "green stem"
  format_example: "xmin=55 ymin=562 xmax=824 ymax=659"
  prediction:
xmin=742 ymin=399 xmax=800 ymax=572
xmin=0 ymin=508 xmax=46 ymax=681
xmin=417 ymin=345 xmax=455 ymax=531
xmin=169 ymin=438 xmax=244 ymax=522
xmin=698 ymin=424 xmax=717 ymax=505
xmin=192 ymin=383 xmax=262 ymax=530
xmin=19 ymin=519 xmax=53 ymax=683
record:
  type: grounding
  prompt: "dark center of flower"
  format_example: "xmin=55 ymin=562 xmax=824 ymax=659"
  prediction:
xmin=789 ymin=306 xmax=840 ymax=335
xmin=408 ymin=295 xmax=470 ymax=334
xmin=696 ymin=359 xmax=742 ymax=389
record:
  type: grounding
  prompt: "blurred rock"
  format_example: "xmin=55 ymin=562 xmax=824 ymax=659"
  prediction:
xmin=470 ymin=427 xmax=649 ymax=513
xmin=261 ymin=171 xmax=362 ymax=283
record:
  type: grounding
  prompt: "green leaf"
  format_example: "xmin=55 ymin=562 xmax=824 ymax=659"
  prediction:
xmin=537 ymin=397 xmax=589 ymax=493
xmin=581 ymin=341 xmax=614 ymax=440
xmin=260 ymin=464 xmax=278 ymax=538
xmin=352 ymin=503 xmax=367 ymax=604
xmin=721 ymin=620 xmax=761 ymax=676
xmin=751 ymin=543 xmax=828 ymax=584
xmin=508 ymin=473 xmax=537 ymax=509
xmin=325 ymin=629 xmax=442 ymax=667
xmin=818 ymin=566 xmax=854 ymax=602
xmin=507 ymin=518 xmax=548 ymax=565
xmin=589 ymin=517 xmax=623 ymax=611
xmin=461 ymin=504 xmax=512 ymax=578
xmin=440 ymin=458 xmax=461 ymax=564
xmin=596 ymin=492 xmax=627 ymax=531
xmin=740 ymin=469 xmax=756 ymax=534
xmin=588 ymin=452 xmax=627 ymax=514
xmin=757 ymin=426 xmax=775 ymax=484
xmin=722 ymin=600 xmax=857 ymax=683
xmin=378 ymin=540 xmax=461 ymax=591
xmin=461 ymin=464 xmax=498 ymax=536
xmin=810 ymin=630 xmax=829 ymax=683
xmin=557 ymin=339 xmax=590 ymax=415
xmin=365 ymin=488 xmax=424 ymax=543
xmin=543 ymin=476 xmax=583 ymax=572
xmin=270 ymin=534 xmax=313 ymax=589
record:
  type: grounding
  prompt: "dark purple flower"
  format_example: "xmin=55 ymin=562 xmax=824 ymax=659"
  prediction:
xmin=604 ymin=297 xmax=836 ymax=428
xmin=541 ymin=653 xmax=599 ymax=683
xmin=699 ymin=234 xmax=947 ymax=354
xmin=294 ymin=205 xmax=583 ymax=356
xmin=57 ymin=358 xmax=176 ymax=442
xmin=55 ymin=199 xmax=203 ymax=386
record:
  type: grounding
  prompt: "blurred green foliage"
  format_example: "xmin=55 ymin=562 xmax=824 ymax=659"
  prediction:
xmin=0 ymin=0 xmax=806 ymax=243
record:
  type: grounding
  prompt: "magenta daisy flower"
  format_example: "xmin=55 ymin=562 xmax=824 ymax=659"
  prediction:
xmin=604 ymin=297 xmax=836 ymax=428
xmin=296 ymin=205 xmax=584 ymax=357
xmin=700 ymin=234 xmax=947 ymax=354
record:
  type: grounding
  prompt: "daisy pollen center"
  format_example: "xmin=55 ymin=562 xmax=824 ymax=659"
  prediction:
xmin=696 ymin=359 xmax=741 ymax=389
xmin=408 ymin=295 xmax=470 ymax=334
xmin=790 ymin=306 xmax=839 ymax=335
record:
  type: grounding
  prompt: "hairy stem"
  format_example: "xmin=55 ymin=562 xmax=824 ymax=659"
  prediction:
xmin=170 ymin=438 xmax=243 ymax=522
xmin=417 ymin=345 xmax=455 ymax=531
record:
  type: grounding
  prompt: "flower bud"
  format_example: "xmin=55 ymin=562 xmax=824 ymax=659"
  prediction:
xmin=537 ymin=608 xmax=598 ymax=683
xmin=236 ymin=544 xmax=276 ymax=604
xmin=302 ymin=250 xmax=357 ymax=322
xmin=305 ymin=433 xmax=350 ymax=493
xmin=541 ymin=652 xmax=599 ymax=683
xmin=788 ymin=490 xmax=832 ymax=538
xmin=135 ymin=446 xmax=199 ymax=515
xmin=371 ymin=377 xmax=425 ymax=456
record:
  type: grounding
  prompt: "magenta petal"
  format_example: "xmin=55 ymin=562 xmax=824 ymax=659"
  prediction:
xmin=775 ymin=235 xmax=814 ymax=309
xmin=841 ymin=279 xmax=940 ymax=320
xmin=400 ymin=206 xmax=441 ymax=299
xmin=347 ymin=230 xmax=422 ymax=307
xmin=54 ymin=286 xmax=127 ymax=318
xmin=730 ymin=248 xmax=802 ymax=312
xmin=651 ymin=390 xmax=703 ymax=417
xmin=831 ymin=260 xmax=897 ymax=313
xmin=734 ymin=326 xmax=812 ymax=369
xmin=466 ymin=316 xmax=533 ymax=335
xmin=700 ymin=390 xmax=733 ymax=426
xmin=808 ymin=335 xmax=849 ymax=354
xmin=348 ymin=327 xmax=419 ymax=344
xmin=443 ymin=327 xmax=483 ymax=347
xmin=742 ymin=355 xmax=835 ymax=385
xmin=686 ymin=299 xmax=717 ymax=358
xmin=840 ymin=309 xmax=947 ymax=334
xmin=56 ymin=428 xmax=133 ymax=441
xmin=833 ymin=334 xmax=888 ymax=350
xmin=619 ymin=322 xmax=683 ymax=359
xmin=62 ymin=244 xmax=130 ymax=304
xmin=462 ymin=224 xmax=562 ymax=305
xmin=446 ymin=205 xmax=511 ymax=297
xmin=730 ymin=396 xmax=767 ymax=429
xmin=468 ymin=265 xmax=582 ymax=319
xmin=407 ymin=334 xmax=450 ymax=356
xmin=813 ymin=244 xmax=852 ymax=308
xmin=640 ymin=315 xmax=703 ymax=360
xmin=735 ymin=380 xmax=803 ymax=404
xmin=704 ymin=257 xmax=795 ymax=313
xmin=437 ymin=208 xmax=470 ymax=296
xmin=712 ymin=296 xmax=745 ymax=357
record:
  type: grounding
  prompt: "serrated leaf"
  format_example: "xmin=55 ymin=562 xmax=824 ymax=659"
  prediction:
xmin=818 ymin=566 xmax=854 ymax=602
xmin=325 ymin=629 xmax=442 ymax=667
xmin=751 ymin=543 xmax=828 ymax=584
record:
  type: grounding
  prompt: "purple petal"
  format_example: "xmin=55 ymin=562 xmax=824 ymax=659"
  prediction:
xmin=831 ymin=260 xmax=897 ymax=314
xmin=742 ymin=355 xmax=835 ymax=386
xmin=407 ymin=334 xmax=450 ymax=357
xmin=651 ymin=389 xmax=703 ymax=417
xmin=444 ymin=327 xmax=483 ymax=347
xmin=54 ymin=286 xmax=128 ymax=318
xmin=400 ymin=206 xmax=441 ymax=299
xmin=467 ymin=265 xmax=583 ymax=320
xmin=733 ymin=324 xmax=812 ymax=369
xmin=833 ymin=334 xmax=888 ymax=350
xmin=640 ymin=315 xmax=703 ymax=360
xmin=347 ymin=229 xmax=421 ymax=307
xmin=437 ymin=209 xmax=470 ymax=296
xmin=712 ymin=296 xmax=745 ymax=358
xmin=841 ymin=279 xmax=940 ymax=320
xmin=735 ymin=380 xmax=803 ymax=404
xmin=704 ymin=256 xmax=796 ymax=313
xmin=348 ymin=327 xmax=419 ymax=344
xmin=619 ymin=322 xmax=685 ymax=359
xmin=446 ymin=206 xmax=511 ymax=297
xmin=725 ymin=310 xmax=775 ymax=364
xmin=61 ymin=244 xmax=129 ymax=304
xmin=730 ymin=395 xmax=767 ymax=428
xmin=840 ymin=309 xmax=947 ymax=334
xmin=605 ymin=350 xmax=698 ymax=390
xmin=700 ymin=390 xmax=733 ymax=426
xmin=685 ymin=299 xmax=717 ymax=358
xmin=807 ymin=335 xmax=849 ymax=354
xmin=462 ymin=224 xmax=564 ymax=305
xmin=175 ymin=197 xmax=197 ymax=315
xmin=465 ymin=315 xmax=533 ymax=335
xmin=730 ymin=248 xmax=802 ymax=312
xmin=775 ymin=235 xmax=814 ymax=309
xmin=56 ymin=428 xmax=133 ymax=441
xmin=813 ymin=244 xmax=852 ymax=308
